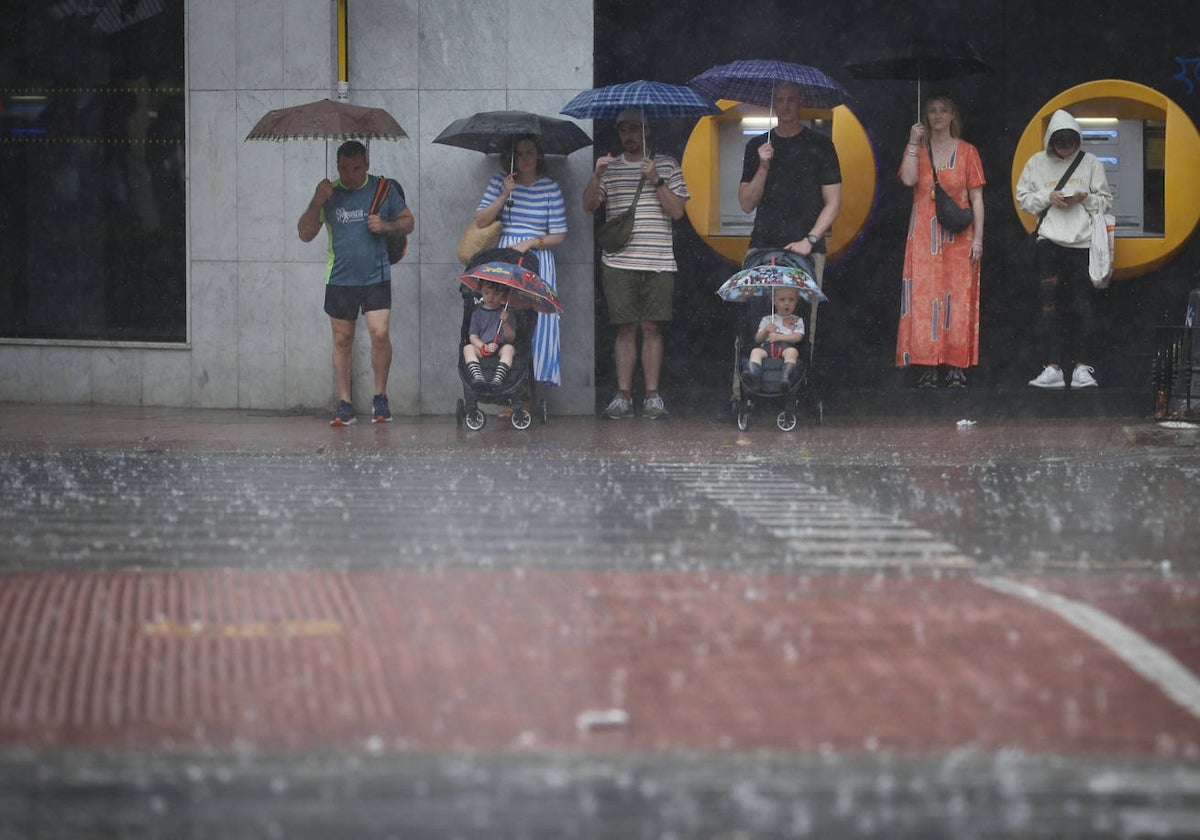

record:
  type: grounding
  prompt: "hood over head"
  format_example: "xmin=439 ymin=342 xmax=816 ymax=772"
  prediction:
xmin=1043 ymin=109 xmax=1082 ymax=154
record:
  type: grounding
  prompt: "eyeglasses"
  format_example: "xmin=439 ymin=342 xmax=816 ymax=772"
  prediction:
xmin=1051 ymin=135 xmax=1078 ymax=148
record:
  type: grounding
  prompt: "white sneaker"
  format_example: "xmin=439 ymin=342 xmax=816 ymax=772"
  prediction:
xmin=602 ymin=394 xmax=633 ymax=419
xmin=1071 ymin=365 xmax=1099 ymax=388
xmin=642 ymin=393 xmax=669 ymax=420
xmin=1028 ymin=366 xmax=1065 ymax=389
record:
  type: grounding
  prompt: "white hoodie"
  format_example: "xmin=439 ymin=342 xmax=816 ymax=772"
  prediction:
xmin=1016 ymin=109 xmax=1113 ymax=249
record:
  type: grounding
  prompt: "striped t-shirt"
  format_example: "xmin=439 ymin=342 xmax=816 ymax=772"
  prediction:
xmin=597 ymin=154 xmax=688 ymax=272
xmin=478 ymin=175 xmax=568 ymax=239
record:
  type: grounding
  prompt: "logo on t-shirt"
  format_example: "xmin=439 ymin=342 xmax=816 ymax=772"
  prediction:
xmin=334 ymin=207 xmax=366 ymax=225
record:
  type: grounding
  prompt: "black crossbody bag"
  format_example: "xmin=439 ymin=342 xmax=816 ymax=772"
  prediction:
xmin=1030 ymin=150 xmax=1085 ymax=249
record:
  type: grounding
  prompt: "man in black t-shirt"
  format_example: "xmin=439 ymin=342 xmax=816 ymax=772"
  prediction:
xmin=738 ymin=81 xmax=842 ymax=361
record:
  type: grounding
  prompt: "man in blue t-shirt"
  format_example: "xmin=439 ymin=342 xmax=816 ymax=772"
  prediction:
xmin=298 ymin=141 xmax=414 ymax=425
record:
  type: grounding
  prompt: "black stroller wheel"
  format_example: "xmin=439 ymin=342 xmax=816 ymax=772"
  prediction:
xmin=511 ymin=408 xmax=533 ymax=430
xmin=776 ymin=411 xmax=798 ymax=432
xmin=465 ymin=408 xmax=486 ymax=431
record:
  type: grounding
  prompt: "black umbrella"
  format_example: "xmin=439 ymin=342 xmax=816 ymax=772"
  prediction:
xmin=433 ymin=110 xmax=592 ymax=157
xmin=843 ymin=38 xmax=993 ymax=119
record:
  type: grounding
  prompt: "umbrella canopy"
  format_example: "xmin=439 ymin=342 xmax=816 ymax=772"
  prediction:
xmin=560 ymin=80 xmax=721 ymax=120
xmin=433 ymin=110 xmax=592 ymax=156
xmin=716 ymin=263 xmax=828 ymax=305
xmin=244 ymin=98 xmax=408 ymax=142
xmin=459 ymin=261 xmax=563 ymax=315
xmin=843 ymin=39 xmax=993 ymax=118
xmin=689 ymin=60 xmax=850 ymax=111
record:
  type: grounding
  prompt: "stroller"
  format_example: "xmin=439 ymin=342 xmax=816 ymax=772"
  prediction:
xmin=454 ymin=248 xmax=548 ymax=431
xmin=723 ymin=250 xmax=826 ymax=432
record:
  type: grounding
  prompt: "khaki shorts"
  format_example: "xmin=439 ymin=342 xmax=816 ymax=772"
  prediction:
xmin=601 ymin=267 xmax=675 ymax=325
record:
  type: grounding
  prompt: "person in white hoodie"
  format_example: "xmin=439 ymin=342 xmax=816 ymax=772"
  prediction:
xmin=1016 ymin=109 xmax=1113 ymax=389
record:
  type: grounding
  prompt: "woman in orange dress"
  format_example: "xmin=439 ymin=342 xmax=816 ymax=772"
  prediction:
xmin=896 ymin=93 xmax=986 ymax=389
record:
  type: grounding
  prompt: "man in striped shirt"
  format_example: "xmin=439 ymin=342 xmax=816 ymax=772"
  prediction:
xmin=584 ymin=108 xmax=690 ymax=420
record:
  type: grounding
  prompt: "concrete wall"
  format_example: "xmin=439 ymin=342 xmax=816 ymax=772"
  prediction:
xmin=0 ymin=0 xmax=596 ymax=415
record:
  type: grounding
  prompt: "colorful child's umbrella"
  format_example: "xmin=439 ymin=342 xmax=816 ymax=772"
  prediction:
xmin=716 ymin=263 xmax=827 ymax=304
xmin=458 ymin=260 xmax=563 ymax=315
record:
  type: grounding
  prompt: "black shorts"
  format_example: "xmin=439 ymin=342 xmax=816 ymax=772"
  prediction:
xmin=324 ymin=282 xmax=391 ymax=322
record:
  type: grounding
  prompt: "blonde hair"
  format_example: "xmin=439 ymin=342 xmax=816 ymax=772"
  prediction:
xmin=922 ymin=94 xmax=963 ymax=139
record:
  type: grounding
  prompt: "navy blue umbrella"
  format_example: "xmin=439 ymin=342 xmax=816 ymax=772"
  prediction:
xmin=689 ymin=60 xmax=850 ymax=112
xmin=560 ymin=80 xmax=721 ymax=120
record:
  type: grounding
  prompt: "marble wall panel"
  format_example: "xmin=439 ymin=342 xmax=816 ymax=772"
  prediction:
xmin=0 ymin=346 xmax=42 ymax=403
xmin=418 ymin=264 xmax=472 ymax=414
xmin=419 ymin=91 xmax=506 ymax=266
xmin=189 ymin=91 xmax=240 ymax=262
xmin=91 ymin=348 xmax=144 ymax=405
xmin=40 ymin=348 xmax=91 ymax=405
xmin=237 ymin=263 xmax=287 ymax=408
xmin=142 ymin=350 xmax=194 ymax=407
xmin=507 ymin=0 xmax=592 ymax=92
xmin=347 ymin=0 xmax=419 ymax=90
xmin=235 ymin=0 xmax=285 ymax=90
xmin=191 ymin=262 xmax=240 ymax=408
xmin=417 ymin=1 xmax=508 ymax=91
xmin=283 ymin=264 xmax=335 ymax=411
xmin=188 ymin=0 xmax=236 ymax=90
xmin=386 ymin=262 xmax=423 ymax=415
xmin=284 ymin=0 xmax=335 ymax=90
xmin=237 ymin=90 xmax=288 ymax=263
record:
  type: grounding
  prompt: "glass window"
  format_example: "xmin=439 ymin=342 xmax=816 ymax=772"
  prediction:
xmin=0 ymin=1 xmax=185 ymax=343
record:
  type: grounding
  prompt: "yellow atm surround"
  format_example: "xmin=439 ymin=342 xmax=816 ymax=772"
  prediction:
xmin=1011 ymin=79 xmax=1200 ymax=280
xmin=681 ymin=100 xmax=876 ymax=264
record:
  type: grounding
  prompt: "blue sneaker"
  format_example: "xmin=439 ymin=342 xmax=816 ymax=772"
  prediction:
xmin=330 ymin=399 xmax=356 ymax=426
xmin=372 ymin=393 xmax=392 ymax=423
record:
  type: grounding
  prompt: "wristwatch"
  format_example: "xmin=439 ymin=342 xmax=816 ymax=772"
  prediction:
xmin=805 ymin=233 xmax=820 ymax=245
xmin=654 ymin=177 xmax=666 ymax=188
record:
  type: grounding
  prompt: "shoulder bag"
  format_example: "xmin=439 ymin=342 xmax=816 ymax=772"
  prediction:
xmin=456 ymin=219 xmax=503 ymax=265
xmin=1088 ymin=210 xmax=1115 ymax=289
xmin=927 ymin=140 xmax=974 ymax=233
xmin=369 ymin=177 xmax=408 ymax=263
xmin=596 ymin=176 xmax=646 ymax=253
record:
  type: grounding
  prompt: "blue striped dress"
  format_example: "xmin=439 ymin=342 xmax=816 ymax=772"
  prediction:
xmin=477 ymin=174 xmax=568 ymax=385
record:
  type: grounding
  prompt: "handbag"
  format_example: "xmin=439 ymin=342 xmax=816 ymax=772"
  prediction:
xmin=456 ymin=219 xmax=503 ymax=265
xmin=369 ymin=177 xmax=408 ymax=263
xmin=1089 ymin=211 xmax=1115 ymax=289
xmin=927 ymin=140 xmax=973 ymax=233
xmin=596 ymin=176 xmax=646 ymax=253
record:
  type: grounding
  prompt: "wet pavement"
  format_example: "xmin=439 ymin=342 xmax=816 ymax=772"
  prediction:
xmin=1 ymin=401 xmax=1199 ymax=838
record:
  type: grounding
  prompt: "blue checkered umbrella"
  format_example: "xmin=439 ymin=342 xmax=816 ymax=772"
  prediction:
xmin=689 ymin=60 xmax=849 ymax=111
xmin=560 ymin=80 xmax=721 ymax=120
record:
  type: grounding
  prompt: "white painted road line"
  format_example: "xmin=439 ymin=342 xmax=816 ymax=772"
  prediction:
xmin=979 ymin=576 xmax=1200 ymax=721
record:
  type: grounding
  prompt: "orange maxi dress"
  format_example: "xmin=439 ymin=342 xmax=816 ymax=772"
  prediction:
xmin=895 ymin=141 xmax=986 ymax=369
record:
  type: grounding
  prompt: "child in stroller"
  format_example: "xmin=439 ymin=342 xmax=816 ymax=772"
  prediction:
xmin=455 ymin=248 xmax=545 ymax=431
xmin=732 ymin=284 xmax=823 ymax=432
xmin=742 ymin=286 xmax=805 ymax=392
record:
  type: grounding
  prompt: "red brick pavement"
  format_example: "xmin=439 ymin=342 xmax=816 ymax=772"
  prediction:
xmin=2 ymin=568 xmax=1197 ymax=756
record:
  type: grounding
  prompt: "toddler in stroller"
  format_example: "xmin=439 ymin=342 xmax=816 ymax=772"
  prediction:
xmin=727 ymin=253 xmax=825 ymax=432
xmin=455 ymin=248 xmax=545 ymax=431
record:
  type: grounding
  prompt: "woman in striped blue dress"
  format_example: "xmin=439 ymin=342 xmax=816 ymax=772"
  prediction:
xmin=473 ymin=136 xmax=568 ymax=387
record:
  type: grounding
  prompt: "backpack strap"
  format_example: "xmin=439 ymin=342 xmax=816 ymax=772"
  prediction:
xmin=368 ymin=176 xmax=390 ymax=215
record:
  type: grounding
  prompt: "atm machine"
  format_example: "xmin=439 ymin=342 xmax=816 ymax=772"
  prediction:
xmin=1079 ymin=117 xmax=1163 ymax=238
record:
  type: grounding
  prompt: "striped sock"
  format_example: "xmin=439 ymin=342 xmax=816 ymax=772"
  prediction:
xmin=491 ymin=361 xmax=511 ymax=388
